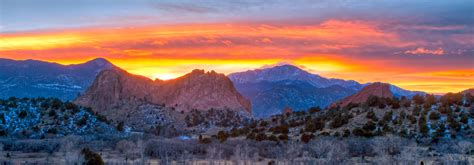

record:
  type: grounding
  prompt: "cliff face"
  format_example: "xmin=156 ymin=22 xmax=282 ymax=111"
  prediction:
xmin=74 ymin=68 xmax=251 ymax=121
xmin=331 ymin=82 xmax=393 ymax=108
xmin=158 ymin=69 xmax=251 ymax=114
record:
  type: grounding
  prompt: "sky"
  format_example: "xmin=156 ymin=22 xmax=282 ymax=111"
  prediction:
xmin=0 ymin=0 xmax=473 ymax=94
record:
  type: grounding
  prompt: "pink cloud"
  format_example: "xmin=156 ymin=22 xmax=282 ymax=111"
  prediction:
xmin=404 ymin=47 xmax=444 ymax=56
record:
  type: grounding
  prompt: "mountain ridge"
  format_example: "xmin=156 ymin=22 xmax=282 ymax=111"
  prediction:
xmin=0 ymin=58 xmax=114 ymax=100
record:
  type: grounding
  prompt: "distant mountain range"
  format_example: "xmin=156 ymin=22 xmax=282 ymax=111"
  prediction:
xmin=0 ymin=58 xmax=430 ymax=119
xmin=0 ymin=58 xmax=113 ymax=100
xmin=229 ymin=65 xmax=425 ymax=118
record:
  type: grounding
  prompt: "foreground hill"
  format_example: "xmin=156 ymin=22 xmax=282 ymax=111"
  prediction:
xmin=0 ymin=58 xmax=113 ymax=100
xmin=331 ymin=82 xmax=393 ymax=108
xmin=229 ymin=65 xmax=423 ymax=118
xmin=0 ymin=97 xmax=118 ymax=138
xmin=207 ymin=90 xmax=474 ymax=144
xmin=74 ymin=68 xmax=251 ymax=129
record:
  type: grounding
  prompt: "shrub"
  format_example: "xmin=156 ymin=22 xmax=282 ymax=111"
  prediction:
xmin=419 ymin=116 xmax=429 ymax=136
xmin=255 ymin=133 xmax=266 ymax=141
xmin=309 ymin=107 xmax=321 ymax=114
xmin=330 ymin=114 xmax=350 ymax=128
xmin=278 ymin=134 xmax=289 ymax=141
xmin=429 ymin=112 xmax=441 ymax=120
xmin=392 ymin=98 xmax=400 ymax=109
xmin=301 ymin=133 xmax=314 ymax=143
xmin=18 ymin=110 xmax=27 ymax=119
xmin=76 ymin=115 xmax=88 ymax=127
xmin=363 ymin=121 xmax=377 ymax=131
xmin=81 ymin=148 xmax=104 ymax=165
xmin=51 ymin=99 xmax=62 ymax=109
xmin=217 ymin=131 xmax=229 ymax=142
xmin=412 ymin=94 xmax=425 ymax=105
xmin=116 ymin=122 xmax=124 ymax=132
xmin=366 ymin=110 xmax=378 ymax=121
xmin=48 ymin=109 xmax=56 ymax=117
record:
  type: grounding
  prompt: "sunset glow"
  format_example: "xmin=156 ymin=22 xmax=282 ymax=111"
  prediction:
xmin=1 ymin=1 xmax=473 ymax=94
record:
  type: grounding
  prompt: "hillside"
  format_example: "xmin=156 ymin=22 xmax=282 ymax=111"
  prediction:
xmin=0 ymin=97 xmax=119 ymax=139
xmin=207 ymin=91 xmax=474 ymax=144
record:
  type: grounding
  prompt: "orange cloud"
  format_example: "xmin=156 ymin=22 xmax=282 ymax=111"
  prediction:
xmin=0 ymin=20 xmax=470 ymax=94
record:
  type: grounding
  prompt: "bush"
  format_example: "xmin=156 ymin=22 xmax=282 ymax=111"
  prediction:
xmin=419 ymin=116 xmax=429 ymax=136
xmin=363 ymin=121 xmax=377 ymax=131
xmin=330 ymin=114 xmax=350 ymax=128
xmin=278 ymin=134 xmax=289 ymax=141
xmin=217 ymin=131 xmax=229 ymax=142
xmin=309 ymin=107 xmax=321 ymax=114
xmin=255 ymin=133 xmax=266 ymax=141
xmin=429 ymin=112 xmax=441 ymax=120
xmin=116 ymin=122 xmax=124 ymax=132
xmin=366 ymin=110 xmax=378 ymax=121
xmin=51 ymin=99 xmax=63 ymax=109
xmin=412 ymin=94 xmax=425 ymax=105
xmin=301 ymin=133 xmax=314 ymax=143
xmin=18 ymin=110 xmax=27 ymax=119
xmin=81 ymin=148 xmax=104 ymax=165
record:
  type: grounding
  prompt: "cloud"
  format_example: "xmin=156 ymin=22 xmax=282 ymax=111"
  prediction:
xmin=404 ymin=47 xmax=444 ymax=56
xmin=153 ymin=3 xmax=218 ymax=14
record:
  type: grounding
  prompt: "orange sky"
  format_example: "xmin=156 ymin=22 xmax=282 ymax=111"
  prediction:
xmin=1 ymin=20 xmax=473 ymax=94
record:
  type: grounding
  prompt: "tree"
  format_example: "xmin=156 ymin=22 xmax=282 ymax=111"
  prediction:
xmin=412 ymin=94 xmax=425 ymax=105
xmin=418 ymin=116 xmax=429 ymax=136
xmin=363 ymin=121 xmax=377 ymax=131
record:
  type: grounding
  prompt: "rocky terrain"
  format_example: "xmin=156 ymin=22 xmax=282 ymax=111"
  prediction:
xmin=74 ymin=68 xmax=252 ymax=130
xmin=0 ymin=58 xmax=113 ymax=100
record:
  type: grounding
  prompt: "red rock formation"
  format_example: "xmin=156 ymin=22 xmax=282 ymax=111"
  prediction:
xmin=74 ymin=68 xmax=252 ymax=121
xmin=330 ymin=82 xmax=393 ymax=108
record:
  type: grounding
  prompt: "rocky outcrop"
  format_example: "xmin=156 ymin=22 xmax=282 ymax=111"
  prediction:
xmin=331 ymin=82 xmax=393 ymax=108
xmin=74 ymin=68 xmax=251 ymax=122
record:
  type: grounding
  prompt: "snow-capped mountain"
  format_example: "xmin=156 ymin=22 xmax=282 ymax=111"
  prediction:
xmin=229 ymin=65 xmax=361 ymax=90
xmin=0 ymin=58 xmax=114 ymax=100
xmin=229 ymin=64 xmax=424 ymax=118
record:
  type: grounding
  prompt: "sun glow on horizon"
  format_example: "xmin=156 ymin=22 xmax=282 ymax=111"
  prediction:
xmin=1 ymin=19 xmax=472 ymax=94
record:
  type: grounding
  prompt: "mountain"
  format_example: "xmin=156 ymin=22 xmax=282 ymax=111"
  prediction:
xmin=229 ymin=65 xmax=361 ymax=90
xmin=0 ymin=58 xmax=113 ymax=100
xmin=74 ymin=68 xmax=251 ymax=124
xmin=229 ymin=65 xmax=423 ymax=118
xmin=331 ymin=82 xmax=393 ymax=108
